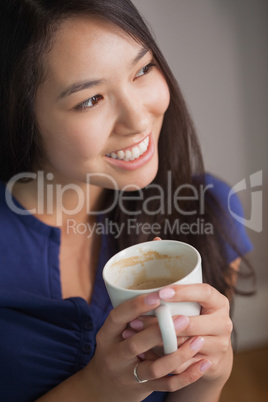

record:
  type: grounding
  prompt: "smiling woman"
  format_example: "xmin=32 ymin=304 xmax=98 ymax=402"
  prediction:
xmin=0 ymin=1 xmax=254 ymax=402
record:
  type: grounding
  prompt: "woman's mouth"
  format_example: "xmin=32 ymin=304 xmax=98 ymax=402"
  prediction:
xmin=104 ymin=134 xmax=155 ymax=171
xmin=105 ymin=136 xmax=149 ymax=162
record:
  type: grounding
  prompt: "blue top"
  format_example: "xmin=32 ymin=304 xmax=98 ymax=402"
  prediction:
xmin=0 ymin=175 xmax=252 ymax=402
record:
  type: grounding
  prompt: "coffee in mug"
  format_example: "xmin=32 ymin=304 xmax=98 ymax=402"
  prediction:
xmin=128 ymin=276 xmax=182 ymax=290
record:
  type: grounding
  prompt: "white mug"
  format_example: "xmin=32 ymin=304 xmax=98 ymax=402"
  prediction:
xmin=103 ymin=240 xmax=202 ymax=354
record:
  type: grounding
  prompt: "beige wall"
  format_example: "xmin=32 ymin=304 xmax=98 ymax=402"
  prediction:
xmin=132 ymin=0 xmax=268 ymax=349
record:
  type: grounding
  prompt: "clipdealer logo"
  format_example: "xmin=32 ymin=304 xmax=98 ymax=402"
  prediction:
xmin=6 ymin=170 xmax=262 ymax=234
xmin=5 ymin=171 xmax=213 ymax=227
xmin=228 ymin=170 xmax=263 ymax=233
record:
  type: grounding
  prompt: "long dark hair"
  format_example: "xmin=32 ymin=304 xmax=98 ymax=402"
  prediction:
xmin=0 ymin=0 xmax=255 ymax=300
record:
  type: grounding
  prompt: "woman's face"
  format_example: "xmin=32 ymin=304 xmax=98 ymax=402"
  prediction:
xmin=35 ymin=16 xmax=170 ymax=191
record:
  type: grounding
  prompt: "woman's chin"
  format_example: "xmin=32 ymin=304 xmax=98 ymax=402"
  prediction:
xmin=120 ymin=169 xmax=158 ymax=191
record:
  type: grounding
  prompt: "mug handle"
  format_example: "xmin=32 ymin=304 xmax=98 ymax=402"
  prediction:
xmin=155 ymin=304 xmax=178 ymax=354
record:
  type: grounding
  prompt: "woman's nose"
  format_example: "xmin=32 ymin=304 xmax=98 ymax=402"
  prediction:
xmin=113 ymin=94 xmax=150 ymax=136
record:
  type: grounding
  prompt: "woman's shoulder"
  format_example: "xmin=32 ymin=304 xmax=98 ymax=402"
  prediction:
xmin=203 ymin=172 xmax=253 ymax=262
xmin=204 ymin=172 xmax=244 ymax=218
xmin=204 ymin=172 xmax=236 ymax=199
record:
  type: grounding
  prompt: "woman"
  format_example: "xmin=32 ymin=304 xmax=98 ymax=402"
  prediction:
xmin=0 ymin=1 xmax=254 ymax=401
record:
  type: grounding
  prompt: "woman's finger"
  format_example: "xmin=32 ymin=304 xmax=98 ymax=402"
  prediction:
xmin=134 ymin=335 xmax=206 ymax=382
xmin=192 ymin=335 xmax=231 ymax=356
xmin=120 ymin=317 xmax=189 ymax=359
xmin=129 ymin=314 xmax=189 ymax=332
xmin=177 ymin=313 xmax=233 ymax=337
xmin=122 ymin=327 xmax=190 ymax=357
xmin=149 ymin=359 xmax=212 ymax=392
xmin=169 ymin=356 xmax=202 ymax=374
xmin=100 ymin=292 xmax=161 ymax=339
xmin=159 ymin=283 xmax=230 ymax=312
xmin=130 ymin=311 xmax=232 ymax=339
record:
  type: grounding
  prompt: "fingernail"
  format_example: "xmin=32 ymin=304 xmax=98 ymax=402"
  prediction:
xmin=173 ymin=315 xmax=189 ymax=330
xmin=190 ymin=336 xmax=204 ymax=351
xmin=159 ymin=287 xmax=175 ymax=300
xmin=129 ymin=319 xmax=144 ymax=331
xmin=144 ymin=293 xmax=160 ymax=305
xmin=122 ymin=329 xmax=135 ymax=340
xmin=200 ymin=360 xmax=212 ymax=372
xmin=138 ymin=353 xmax=145 ymax=360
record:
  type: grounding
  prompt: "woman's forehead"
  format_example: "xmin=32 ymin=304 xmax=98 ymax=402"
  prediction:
xmin=41 ymin=15 xmax=150 ymax=95
xmin=47 ymin=16 xmax=146 ymax=75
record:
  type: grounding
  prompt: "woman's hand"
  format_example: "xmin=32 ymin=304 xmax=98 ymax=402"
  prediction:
xmin=82 ymin=291 xmax=213 ymax=402
xmin=165 ymin=283 xmax=233 ymax=383
xmin=151 ymin=237 xmax=233 ymax=385
xmin=128 ymin=283 xmax=233 ymax=388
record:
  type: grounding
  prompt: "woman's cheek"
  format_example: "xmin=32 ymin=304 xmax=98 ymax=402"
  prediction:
xmin=59 ymin=115 xmax=108 ymax=158
xmin=148 ymin=74 xmax=170 ymax=115
xmin=160 ymin=77 xmax=171 ymax=114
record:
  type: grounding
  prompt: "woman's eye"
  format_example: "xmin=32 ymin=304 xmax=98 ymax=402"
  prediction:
xmin=75 ymin=94 xmax=103 ymax=111
xmin=135 ymin=62 xmax=156 ymax=78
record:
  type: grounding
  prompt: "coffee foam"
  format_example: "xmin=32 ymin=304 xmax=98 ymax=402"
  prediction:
xmin=110 ymin=249 xmax=185 ymax=290
xmin=128 ymin=276 xmax=181 ymax=290
xmin=110 ymin=250 xmax=172 ymax=269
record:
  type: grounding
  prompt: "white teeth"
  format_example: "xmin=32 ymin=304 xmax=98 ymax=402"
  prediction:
xmin=106 ymin=136 xmax=149 ymax=161
xmin=117 ymin=150 xmax=125 ymax=160
xmin=125 ymin=150 xmax=132 ymax=161
xmin=139 ymin=142 xmax=147 ymax=153
xmin=132 ymin=146 xmax=140 ymax=159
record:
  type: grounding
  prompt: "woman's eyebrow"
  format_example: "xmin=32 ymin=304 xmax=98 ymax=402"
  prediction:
xmin=58 ymin=78 xmax=106 ymax=99
xmin=58 ymin=45 xmax=150 ymax=99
